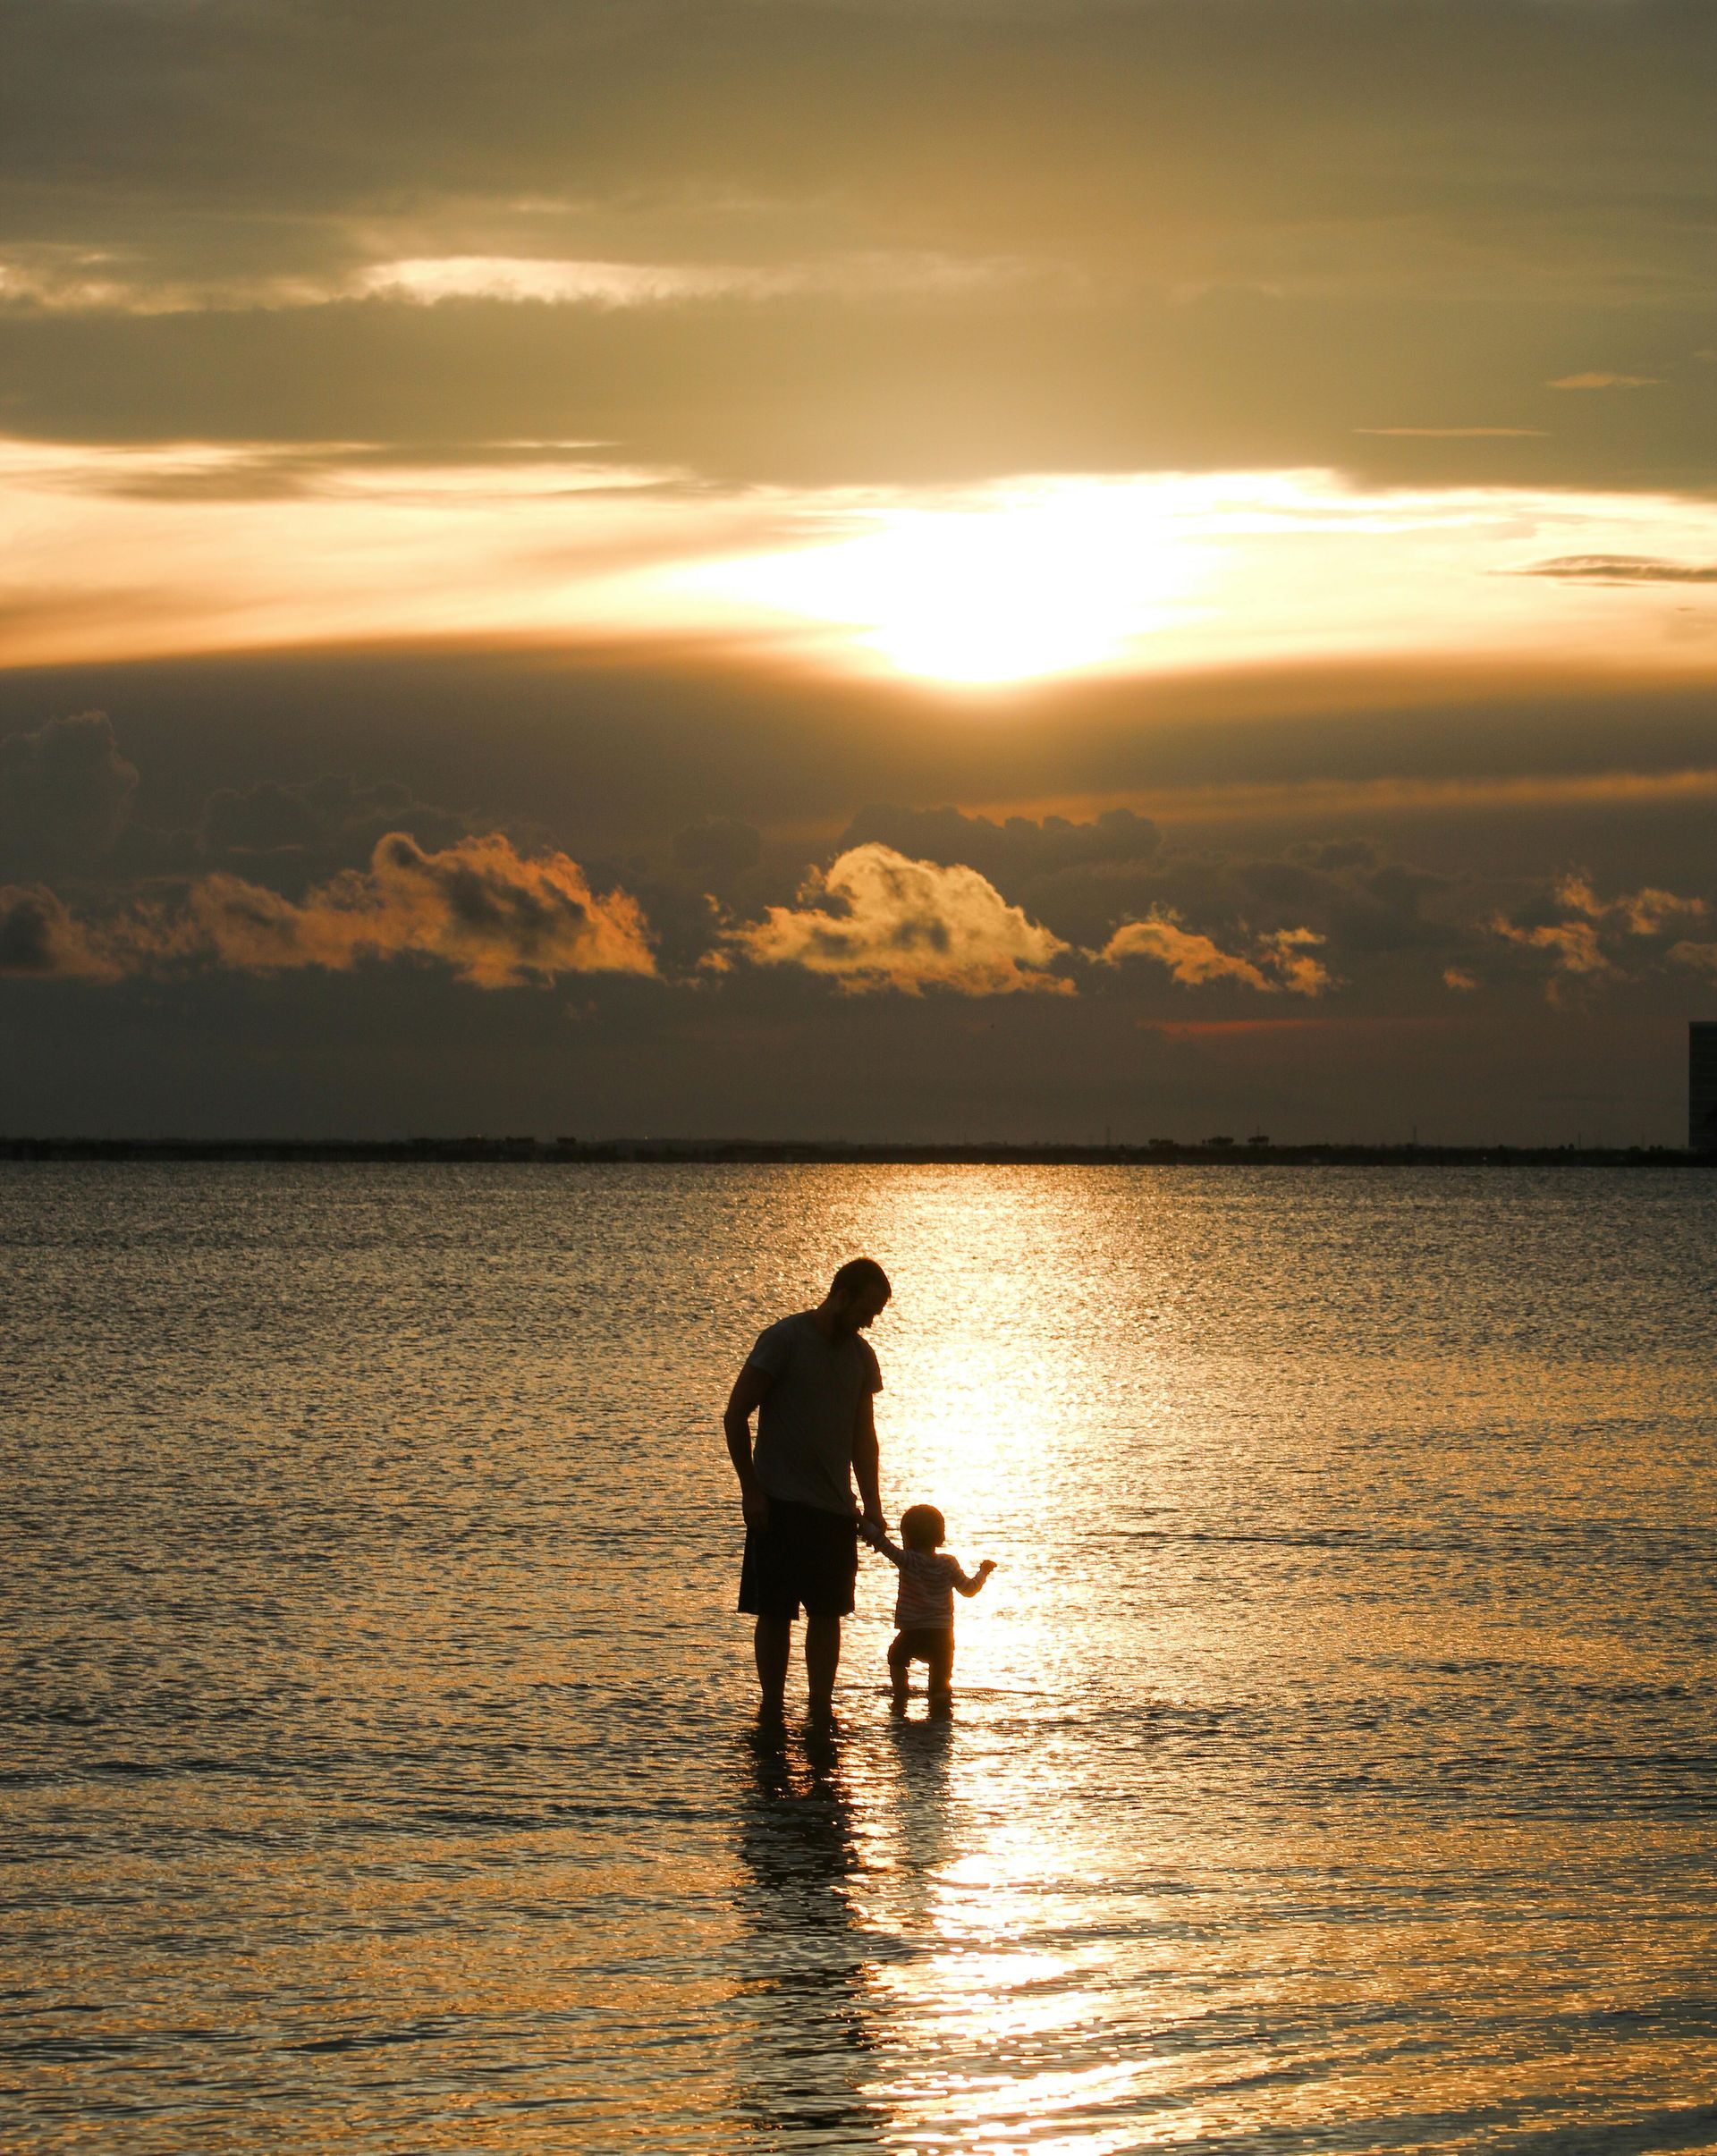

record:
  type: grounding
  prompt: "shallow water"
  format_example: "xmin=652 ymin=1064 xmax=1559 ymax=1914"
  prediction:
xmin=3 ymin=1163 xmax=1715 ymax=2153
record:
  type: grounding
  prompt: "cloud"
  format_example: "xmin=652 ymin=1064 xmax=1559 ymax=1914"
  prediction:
xmin=3 ymin=1 xmax=1716 ymax=501
xmin=0 ymin=710 xmax=139 ymax=864
xmin=728 ymin=842 xmax=1071 ymax=994
xmin=1670 ymin=941 xmax=1717 ymax=977
xmin=0 ymin=883 xmax=121 ymax=979
xmin=197 ymin=772 xmax=468 ymax=864
xmin=1546 ymin=372 xmax=1658 ymax=390
xmin=1260 ymin=926 xmax=1336 ymax=996
xmin=1489 ymin=915 xmax=1617 ymax=984
xmin=357 ymin=253 xmax=1022 ymax=311
xmin=5 ymin=831 xmax=656 ymax=987
xmin=1442 ymin=966 xmax=1478 ymax=990
xmin=1099 ymin=915 xmax=1332 ymax=995
xmin=1515 ymin=554 xmax=1717 ymax=585
xmin=1554 ymin=875 xmax=1705 ymax=934
xmin=0 ymin=247 xmax=1029 ymax=319
xmin=1486 ymin=875 xmax=1709 ymax=998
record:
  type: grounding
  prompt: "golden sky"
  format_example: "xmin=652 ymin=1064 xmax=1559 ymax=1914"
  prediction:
xmin=3 ymin=0 xmax=1715 ymax=1138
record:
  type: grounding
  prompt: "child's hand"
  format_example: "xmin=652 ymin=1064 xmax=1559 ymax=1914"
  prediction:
xmin=977 ymin=1559 xmax=997 ymax=1576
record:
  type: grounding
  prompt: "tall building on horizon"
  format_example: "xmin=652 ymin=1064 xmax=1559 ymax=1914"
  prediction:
xmin=1690 ymin=1022 xmax=1717 ymax=1151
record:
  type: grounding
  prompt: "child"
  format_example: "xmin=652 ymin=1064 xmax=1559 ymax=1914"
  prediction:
xmin=867 ymin=1503 xmax=995 ymax=1707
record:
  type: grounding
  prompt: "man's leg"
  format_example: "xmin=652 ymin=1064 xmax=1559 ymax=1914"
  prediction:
xmin=804 ymin=1613 xmax=842 ymax=1720
xmin=754 ymin=1616 xmax=791 ymax=1713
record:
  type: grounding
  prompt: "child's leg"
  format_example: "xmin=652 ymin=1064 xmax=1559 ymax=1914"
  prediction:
xmin=926 ymin=1632 xmax=955 ymax=1700
xmin=886 ymin=1630 xmax=912 ymax=1706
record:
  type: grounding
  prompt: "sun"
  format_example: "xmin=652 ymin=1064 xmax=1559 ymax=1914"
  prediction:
xmin=690 ymin=479 xmax=1197 ymax=684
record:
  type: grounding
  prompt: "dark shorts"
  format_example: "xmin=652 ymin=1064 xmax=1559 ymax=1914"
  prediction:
xmin=889 ymin=1626 xmax=954 ymax=1664
xmin=739 ymin=1498 xmax=858 ymax=1620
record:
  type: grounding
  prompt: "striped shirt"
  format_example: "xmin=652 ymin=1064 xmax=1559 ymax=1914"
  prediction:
xmin=894 ymin=1550 xmax=961 ymax=1630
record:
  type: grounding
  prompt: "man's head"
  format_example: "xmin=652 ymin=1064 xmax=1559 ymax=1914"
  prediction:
xmin=825 ymin=1256 xmax=891 ymax=1334
xmin=901 ymin=1504 xmax=945 ymax=1551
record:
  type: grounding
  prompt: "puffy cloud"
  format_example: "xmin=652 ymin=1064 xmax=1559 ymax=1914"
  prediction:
xmin=1099 ymin=914 xmax=1332 ymax=995
xmin=1442 ymin=966 xmax=1479 ymax=991
xmin=728 ymin=842 xmax=1070 ymax=995
xmin=1102 ymin=917 xmax=1272 ymax=990
xmin=1260 ymin=927 xmax=1336 ymax=997
xmin=0 ymin=883 xmax=120 ymax=979
xmin=1489 ymin=876 xmax=1710 ymax=998
xmin=4 ymin=832 xmax=656 ymax=987
xmin=1670 ymin=941 xmax=1717 ymax=977
xmin=0 ymin=710 xmax=139 ymax=864
xmin=1490 ymin=916 xmax=1617 ymax=983
xmin=1554 ymin=875 xmax=1706 ymax=934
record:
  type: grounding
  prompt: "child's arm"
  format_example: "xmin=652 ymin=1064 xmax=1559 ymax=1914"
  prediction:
xmin=952 ymin=1558 xmax=997 ymax=1597
xmin=860 ymin=1521 xmax=906 ymax=1568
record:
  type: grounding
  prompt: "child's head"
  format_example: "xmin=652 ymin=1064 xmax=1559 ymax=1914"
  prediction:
xmin=900 ymin=1503 xmax=945 ymax=1551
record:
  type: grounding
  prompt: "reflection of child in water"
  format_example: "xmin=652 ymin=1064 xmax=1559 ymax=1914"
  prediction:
xmin=866 ymin=1503 xmax=995 ymax=1707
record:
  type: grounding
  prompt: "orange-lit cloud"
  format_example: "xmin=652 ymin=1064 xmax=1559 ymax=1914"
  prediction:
xmin=1490 ymin=917 xmax=1616 ymax=983
xmin=1100 ymin=916 xmax=1332 ymax=995
xmin=0 ymin=833 xmax=656 ymax=986
xmin=728 ymin=843 xmax=1071 ymax=994
xmin=1547 ymin=373 xmax=1658 ymax=391
xmin=1553 ymin=875 xmax=1706 ymax=934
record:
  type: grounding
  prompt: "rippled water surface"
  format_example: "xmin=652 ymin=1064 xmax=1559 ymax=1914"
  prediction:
xmin=4 ymin=1163 xmax=1717 ymax=2154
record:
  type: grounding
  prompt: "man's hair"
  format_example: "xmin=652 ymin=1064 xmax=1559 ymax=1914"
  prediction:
xmin=901 ymin=1504 xmax=945 ymax=1550
xmin=830 ymin=1256 xmax=891 ymax=1302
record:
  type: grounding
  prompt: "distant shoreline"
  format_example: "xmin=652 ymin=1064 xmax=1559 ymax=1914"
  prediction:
xmin=2 ymin=1137 xmax=1711 ymax=1167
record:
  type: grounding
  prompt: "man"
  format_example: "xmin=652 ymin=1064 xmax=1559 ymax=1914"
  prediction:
xmin=723 ymin=1256 xmax=891 ymax=1721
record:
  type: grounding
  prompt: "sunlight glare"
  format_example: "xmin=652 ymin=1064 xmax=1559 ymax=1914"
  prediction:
xmin=694 ymin=481 xmax=1199 ymax=683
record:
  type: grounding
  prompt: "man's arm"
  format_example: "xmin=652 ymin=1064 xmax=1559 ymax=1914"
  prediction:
xmin=723 ymin=1364 xmax=774 ymax=1528
xmin=851 ymin=1388 xmax=884 ymax=1534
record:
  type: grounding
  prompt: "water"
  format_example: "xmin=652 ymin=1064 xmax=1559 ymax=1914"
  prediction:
xmin=3 ymin=1163 xmax=1715 ymax=2154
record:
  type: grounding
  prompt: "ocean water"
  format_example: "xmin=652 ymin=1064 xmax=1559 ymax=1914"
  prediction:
xmin=3 ymin=1163 xmax=1715 ymax=2155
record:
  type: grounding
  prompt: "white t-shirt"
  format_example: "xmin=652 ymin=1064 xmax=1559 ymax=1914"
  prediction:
xmin=894 ymin=1549 xmax=961 ymax=1629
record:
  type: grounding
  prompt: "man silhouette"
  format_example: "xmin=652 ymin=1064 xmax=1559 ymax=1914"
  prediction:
xmin=723 ymin=1257 xmax=891 ymax=1721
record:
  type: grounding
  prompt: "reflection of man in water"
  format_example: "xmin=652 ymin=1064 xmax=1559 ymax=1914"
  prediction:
xmin=723 ymin=1258 xmax=891 ymax=1721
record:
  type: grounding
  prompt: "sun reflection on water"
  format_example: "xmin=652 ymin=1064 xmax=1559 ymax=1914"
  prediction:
xmin=5 ymin=1164 xmax=1715 ymax=2152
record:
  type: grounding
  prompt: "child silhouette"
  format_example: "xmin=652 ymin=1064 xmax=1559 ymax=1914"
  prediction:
xmin=866 ymin=1503 xmax=994 ymax=1708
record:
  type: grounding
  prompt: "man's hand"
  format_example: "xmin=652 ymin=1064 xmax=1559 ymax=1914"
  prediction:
xmin=742 ymin=1486 xmax=771 ymax=1532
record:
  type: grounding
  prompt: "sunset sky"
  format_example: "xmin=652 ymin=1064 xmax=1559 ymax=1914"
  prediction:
xmin=4 ymin=0 xmax=1715 ymax=1141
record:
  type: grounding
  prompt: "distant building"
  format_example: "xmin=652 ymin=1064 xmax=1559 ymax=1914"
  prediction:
xmin=1691 ymin=1022 xmax=1717 ymax=1150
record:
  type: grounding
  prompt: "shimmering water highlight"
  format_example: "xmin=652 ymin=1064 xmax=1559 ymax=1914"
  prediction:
xmin=3 ymin=1164 xmax=1714 ymax=2153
